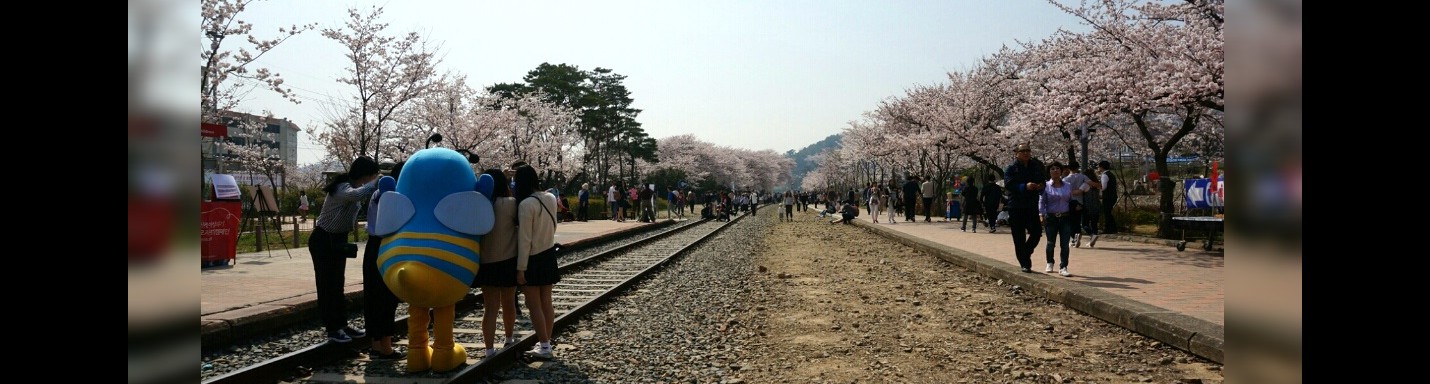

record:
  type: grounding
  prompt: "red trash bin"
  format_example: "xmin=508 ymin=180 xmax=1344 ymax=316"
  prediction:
xmin=201 ymin=200 xmax=242 ymax=267
xmin=201 ymin=174 xmax=243 ymax=268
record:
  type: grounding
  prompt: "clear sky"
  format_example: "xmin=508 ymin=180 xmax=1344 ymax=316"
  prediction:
xmin=231 ymin=0 xmax=1091 ymax=165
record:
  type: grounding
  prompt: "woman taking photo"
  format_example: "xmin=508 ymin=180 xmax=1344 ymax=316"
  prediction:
xmin=514 ymin=165 xmax=561 ymax=359
xmin=308 ymin=156 xmax=381 ymax=343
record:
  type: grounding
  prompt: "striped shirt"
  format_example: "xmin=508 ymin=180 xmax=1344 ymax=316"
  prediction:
xmin=315 ymin=181 xmax=377 ymax=233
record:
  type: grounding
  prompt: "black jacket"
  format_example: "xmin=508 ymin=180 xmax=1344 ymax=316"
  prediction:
xmin=1004 ymin=158 xmax=1047 ymax=211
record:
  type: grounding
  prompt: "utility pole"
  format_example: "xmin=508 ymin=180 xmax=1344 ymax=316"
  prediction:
xmin=1079 ymin=123 xmax=1093 ymax=175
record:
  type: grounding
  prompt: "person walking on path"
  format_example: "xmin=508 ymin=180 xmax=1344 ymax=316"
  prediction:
xmin=576 ymin=183 xmax=590 ymax=222
xmin=1004 ymin=144 xmax=1047 ymax=273
xmin=1097 ymin=160 xmax=1119 ymax=234
xmin=921 ymin=176 xmax=937 ymax=222
xmin=902 ymin=176 xmax=920 ymax=223
xmin=307 ymin=156 xmax=381 ymax=343
xmin=1062 ymin=161 xmax=1098 ymax=247
xmin=782 ymin=190 xmax=796 ymax=222
xmin=1040 ymin=161 xmax=1075 ymax=276
xmin=607 ymin=182 xmax=620 ymax=221
xmin=298 ymin=191 xmax=310 ymax=223
xmin=960 ymin=177 xmax=983 ymax=232
xmin=1079 ymin=169 xmax=1103 ymax=247
xmin=982 ymin=174 xmax=1004 ymax=233
xmin=884 ymin=187 xmax=898 ymax=224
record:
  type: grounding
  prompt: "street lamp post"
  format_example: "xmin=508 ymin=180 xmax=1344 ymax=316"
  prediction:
xmin=1078 ymin=124 xmax=1095 ymax=175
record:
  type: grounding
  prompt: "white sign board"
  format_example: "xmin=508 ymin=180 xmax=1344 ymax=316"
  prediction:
xmin=211 ymin=174 xmax=241 ymax=200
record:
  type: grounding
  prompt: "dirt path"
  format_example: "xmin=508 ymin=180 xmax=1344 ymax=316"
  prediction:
xmin=734 ymin=213 xmax=1223 ymax=383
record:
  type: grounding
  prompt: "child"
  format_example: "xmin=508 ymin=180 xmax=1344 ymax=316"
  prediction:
xmin=943 ymin=192 xmax=958 ymax=222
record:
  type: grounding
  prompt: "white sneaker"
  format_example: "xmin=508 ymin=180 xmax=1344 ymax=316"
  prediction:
xmin=484 ymin=348 xmax=498 ymax=358
xmin=1045 ymin=264 xmax=1054 ymax=273
xmin=1088 ymin=235 xmax=1099 ymax=248
xmin=527 ymin=345 xmax=554 ymax=360
xmin=1072 ymin=234 xmax=1081 ymax=247
xmin=1059 ymin=268 xmax=1071 ymax=277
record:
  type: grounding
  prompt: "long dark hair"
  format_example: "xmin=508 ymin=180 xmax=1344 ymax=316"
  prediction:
xmin=513 ymin=165 xmax=539 ymax=197
xmin=324 ymin=156 xmax=380 ymax=194
xmin=483 ymin=168 xmax=510 ymax=198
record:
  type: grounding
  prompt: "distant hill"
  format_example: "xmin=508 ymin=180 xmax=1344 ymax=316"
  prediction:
xmin=783 ymin=133 xmax=841 ymax=190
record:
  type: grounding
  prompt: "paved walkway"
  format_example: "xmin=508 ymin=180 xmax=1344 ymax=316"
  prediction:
xmin=200 ymin=207 xmax=1229 ymax=363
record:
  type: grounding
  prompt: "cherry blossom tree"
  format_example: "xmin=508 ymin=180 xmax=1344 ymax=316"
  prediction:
xmin=201 ymin=0 xmax=314 ymax=196
xmin=440 ymin=90 xmax=581 ymax=182
xmin=218 ymin=128 xmax=284 ymax=190
xmin=742 ymin=149 xmax=795 ymax=193
xmin=1009 ymin=0 xmax=1224 ymax=236
xmin=316 ymin=5 xmax=440 ymax=166
xmin=648 ymin=135 xmax=792 ymax=194
xmin=653 ymin=134 xmax=713 ymax=185
xmin=288 ymin=162 xmax=330 ymax=192
xmin=394 ymin=72 xmax=475 ymax=162
xmin=943 ymin=50 xmax=1040 ymax=179
xmin=200 ymin=0 xmax=314 ymax=121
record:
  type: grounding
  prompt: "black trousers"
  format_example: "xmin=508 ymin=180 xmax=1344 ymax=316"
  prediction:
xmin=922 ymin=197 xmax=934 ymax=220
xmin=1101 ymin=194 xmax=1119 ymax=233
xmin=307 ymin=228 xmax=351 ymax=333
xmin=904 ymin=196 xmax=918 ymax=221
xmin=363 ymin=235 xmax=400 ymax=339
xmin=576 ymin=200 xmax=589 ymax=221
xmin=1007 ymin=208 xmax=1042 ymax=269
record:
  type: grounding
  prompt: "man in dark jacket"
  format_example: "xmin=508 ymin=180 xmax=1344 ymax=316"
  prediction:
xmin=982 ymin=174 xmax=1004 ymax=233
xmin=831 ymin=200 xmax=858 ymax=224
xmin=902 ymin=176 xmax=920 ymax=223
xmin=1004 ymin=144 xmax=1047 ymax=273
xmin=638 ymin=186 xmax=654 ymax=222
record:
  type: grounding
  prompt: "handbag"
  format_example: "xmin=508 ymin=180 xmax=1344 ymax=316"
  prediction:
xmin=339 ymin=242 xmax=359 ymax=258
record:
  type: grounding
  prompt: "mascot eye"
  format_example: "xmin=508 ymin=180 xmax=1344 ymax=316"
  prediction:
xmin=434 ymin=191 xmax=494 ymax=235
xmin=371 ymin=192 xmax=414 ymax=236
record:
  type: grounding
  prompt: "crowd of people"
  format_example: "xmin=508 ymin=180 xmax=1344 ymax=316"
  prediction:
xmin=306 ymin=156 xmax=566 ymax=367
xmin=303 ymin=142 xmax=1121 ymax=369
xmin=761 ymin=142 xmax=1121 ymax=280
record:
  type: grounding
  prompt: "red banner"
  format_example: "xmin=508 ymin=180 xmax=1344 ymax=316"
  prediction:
xmin=1209 ymin=161 xmax=1219 ymax=192
xmin=201 ymin=123 xmax=228 ymax=138
xmin=201 ymin=201 xmax=243 ymax=266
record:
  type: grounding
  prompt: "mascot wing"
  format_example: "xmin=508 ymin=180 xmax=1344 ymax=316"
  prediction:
xmin=434 ymin=191 xmax=493 ymax=235
xmin=371 ymin=191 xmax=414 ymax=236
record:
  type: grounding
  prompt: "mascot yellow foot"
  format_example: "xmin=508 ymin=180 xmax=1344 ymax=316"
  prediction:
xmin=404 ymin=306 xmax=467 ymax=373
xmin=430 ymin=306 xmax=466 ymax=372
xmin=406 ymin=308 xmax=433 ymax=373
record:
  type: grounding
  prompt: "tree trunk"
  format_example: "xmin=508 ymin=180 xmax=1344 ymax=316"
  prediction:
xmin=1155 ymin=156 xmax=1177 ymax=238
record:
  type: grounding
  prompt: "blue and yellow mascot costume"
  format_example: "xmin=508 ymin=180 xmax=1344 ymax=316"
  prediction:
xmin=370 ymin=148 xmax=494 ymax=372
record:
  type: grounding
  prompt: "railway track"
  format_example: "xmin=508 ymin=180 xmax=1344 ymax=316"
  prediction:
xmin=203 ymin=209 xmax=751 ymax=384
